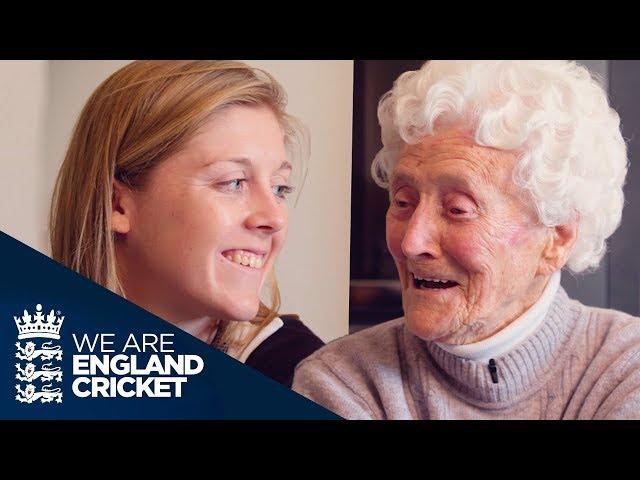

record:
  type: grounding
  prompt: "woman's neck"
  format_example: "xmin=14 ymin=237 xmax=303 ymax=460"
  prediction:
xmin=174 ymin=316 xmax=221 ymax=344
xmin=435 ymin=271 xmax=561 ymax=360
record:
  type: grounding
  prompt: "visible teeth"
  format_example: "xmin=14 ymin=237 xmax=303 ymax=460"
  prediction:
xmin=415 ymin=276 xmax=450 ymax=283
xmin=225 ymin=250 xmax=266 ymax=269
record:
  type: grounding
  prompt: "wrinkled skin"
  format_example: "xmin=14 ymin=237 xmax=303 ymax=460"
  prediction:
xmin=386 ymin=127 xmax=570 ymax=345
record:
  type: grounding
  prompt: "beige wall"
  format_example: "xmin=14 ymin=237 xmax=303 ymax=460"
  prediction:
xmin=44 ymin=60 xmax=132 ymax=230
xmin=245 ymin=60 xmax=353 ymax=343
xmin=0 ymin=60 xmax=48 ymax=251
xmin=2 ymin=60 xmax=352 ymax=343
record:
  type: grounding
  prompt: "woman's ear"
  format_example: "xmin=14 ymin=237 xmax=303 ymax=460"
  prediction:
xmin=111 ymin=179 xmax=134 ymax=235
xmin=537 ymin=219 xmax=579 ymax=276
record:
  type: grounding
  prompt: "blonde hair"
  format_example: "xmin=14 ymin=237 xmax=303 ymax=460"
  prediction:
xmin=49 ymin=60 xmax=307 ymax=348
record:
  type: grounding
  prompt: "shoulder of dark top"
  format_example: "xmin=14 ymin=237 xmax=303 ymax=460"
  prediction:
xmin=244 ymin=313 xmax=326 ymax=388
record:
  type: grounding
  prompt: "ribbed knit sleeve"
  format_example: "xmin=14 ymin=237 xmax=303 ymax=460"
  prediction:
xmin=293 ymin=356 xmax=377 ymax=420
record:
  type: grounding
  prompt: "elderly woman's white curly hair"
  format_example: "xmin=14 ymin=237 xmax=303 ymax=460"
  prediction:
xmin=372 ymin=60 xmax=629 ymax=273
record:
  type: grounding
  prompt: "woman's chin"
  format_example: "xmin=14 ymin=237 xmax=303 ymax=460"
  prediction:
xmin=216 ymin=297 xmax=260 ymax=322
xmin=227 ymin=309 xmax=260 ymax=322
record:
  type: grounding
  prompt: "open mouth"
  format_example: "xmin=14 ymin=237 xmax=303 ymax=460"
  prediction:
xmin=411 ymin=273 xmax=459 ymax=290
xmin=221 ymin=249 xmax=267 ymax=270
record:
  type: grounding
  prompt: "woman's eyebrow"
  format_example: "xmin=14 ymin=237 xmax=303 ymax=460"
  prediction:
xmin=222 ymin=157 xmax=252 ymax=167
xmin=202 ymin=158 xmax=291 ymax=171
xmin=390 ymin=168 xmax=486 ymax=198
xmin=435 ymin=172 xmax=477 ymax=191
xmin=390 ymin=169 xmax=419 ymax=188
xmin=277 ymin=161 xmax=292 ymax=172
xmin=200 ymin=156 xmax=252 ymax=169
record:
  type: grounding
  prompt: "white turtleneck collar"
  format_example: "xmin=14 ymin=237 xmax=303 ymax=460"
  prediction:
xmin=435 ymin=271 xmax=562 ymax=362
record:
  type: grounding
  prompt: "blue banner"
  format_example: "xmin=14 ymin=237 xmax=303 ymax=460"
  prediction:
xmin=0 ymin=231 xmax=339 ymax=419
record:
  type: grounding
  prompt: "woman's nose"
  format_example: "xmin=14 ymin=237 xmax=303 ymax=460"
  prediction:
xmin=400 ymin=203 xmax=441 ymax=259
xmin=244 ymin=186 xmax=287 ymax=234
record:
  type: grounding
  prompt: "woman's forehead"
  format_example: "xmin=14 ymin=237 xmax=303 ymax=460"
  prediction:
xmin=151 ymin=113 xmax=288 ymax=176
xmin=394 ymin=138 xmax=519 ymax=191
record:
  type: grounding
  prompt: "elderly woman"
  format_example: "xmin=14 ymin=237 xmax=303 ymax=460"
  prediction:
xmin=293 ymin=60 xmax=640 ymax=419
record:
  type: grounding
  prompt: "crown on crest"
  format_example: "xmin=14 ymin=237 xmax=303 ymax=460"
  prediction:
xmin=14 ymin=304 xmax=64 ymax=340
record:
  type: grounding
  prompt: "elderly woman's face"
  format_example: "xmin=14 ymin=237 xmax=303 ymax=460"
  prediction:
xmin=386 ymin=127 xmax=551 ymax=345
xmin=117 ymin=105 xmax=290 ymax=323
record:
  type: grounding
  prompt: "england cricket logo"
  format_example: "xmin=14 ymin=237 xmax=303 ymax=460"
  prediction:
xmin=14 ymin=304 xmax=64 ymax=404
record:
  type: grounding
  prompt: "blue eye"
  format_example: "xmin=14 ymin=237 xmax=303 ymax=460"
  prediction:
xmin=272 ymin=184 xmax=294 ymax=199
xmin=217 ymin=179 xmax=246 ymax=192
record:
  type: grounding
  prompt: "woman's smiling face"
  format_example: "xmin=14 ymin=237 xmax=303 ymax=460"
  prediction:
xmin=386 ymin=127 xmax=553 ymax=345
xmin=114 ymin=105 xmax=291 ymax=324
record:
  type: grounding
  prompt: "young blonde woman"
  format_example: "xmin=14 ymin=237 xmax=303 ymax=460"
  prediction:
xmin=50 ymin=60 xmax=324 ymax=387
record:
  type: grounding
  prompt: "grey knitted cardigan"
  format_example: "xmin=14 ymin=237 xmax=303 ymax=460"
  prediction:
xmin=292 ymin=288 xmax=640 ymax=419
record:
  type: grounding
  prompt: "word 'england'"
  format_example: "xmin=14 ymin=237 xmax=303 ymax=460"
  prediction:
xmin=71 ymin=333 xmax=204 ymax=398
